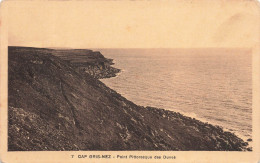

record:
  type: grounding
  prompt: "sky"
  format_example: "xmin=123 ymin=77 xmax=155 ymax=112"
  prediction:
xmin=6 ymin=0 xmax=260 ymax=49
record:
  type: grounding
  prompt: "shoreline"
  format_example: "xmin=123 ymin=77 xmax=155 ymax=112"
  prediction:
xmin=158 ymin=106 xmax=252 ymax=149
xmin=152 ymin=106 xmax=252 ymax=143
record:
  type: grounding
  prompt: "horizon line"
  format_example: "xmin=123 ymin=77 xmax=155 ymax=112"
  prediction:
xmin=8 ymin=46 xmax=252 ymax=50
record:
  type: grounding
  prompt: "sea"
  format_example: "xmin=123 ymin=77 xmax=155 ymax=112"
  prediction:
xmin=97 ymin=48 xmax=252 ymax=141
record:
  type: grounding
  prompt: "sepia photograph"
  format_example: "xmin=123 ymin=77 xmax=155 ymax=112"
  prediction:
xmin=7 ymin=47 xmax=252 ymax=151
xmin=0 ymin=0 xmax=260 ymax=162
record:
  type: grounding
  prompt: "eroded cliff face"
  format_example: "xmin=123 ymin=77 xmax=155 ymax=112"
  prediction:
xmin=50 ymin=49 xmax=120 ymax=79
xmin=8 ymin=46 xmax=248 ymax=151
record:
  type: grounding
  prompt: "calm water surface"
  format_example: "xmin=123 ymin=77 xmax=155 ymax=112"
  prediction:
xmin=97 ymin=49 xmax=252 ymax=140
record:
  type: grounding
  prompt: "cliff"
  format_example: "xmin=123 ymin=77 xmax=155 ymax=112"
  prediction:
xmin=49 ymin=48 xmax=120 ymax=79
xmin=8 ymin=46 xmax=249 ymax=151
xmin=8 ymin=46 xmax=120 ymax=79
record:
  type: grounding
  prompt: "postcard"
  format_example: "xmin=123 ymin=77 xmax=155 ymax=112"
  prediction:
xmin=0 ymin=0 xmax=259 ymax=162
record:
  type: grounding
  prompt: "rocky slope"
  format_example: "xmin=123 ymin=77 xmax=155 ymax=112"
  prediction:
xmin=8 ymin=46 xmax=249 ymax=151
